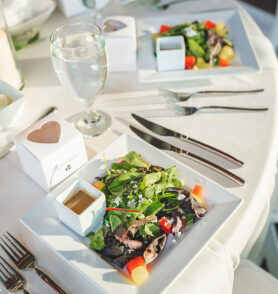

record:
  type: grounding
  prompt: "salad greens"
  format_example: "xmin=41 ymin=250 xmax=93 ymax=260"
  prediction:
xmin=153 ymin=20 xmax=235 ymax=69
xmin=88 ymin=151 xmax=208 ymax=283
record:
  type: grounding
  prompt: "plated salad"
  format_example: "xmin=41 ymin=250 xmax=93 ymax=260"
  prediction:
xmin=87 ymin=152 xmax=209 ymax=286
xmin=153 ymin=20 xmax=235 ymax=69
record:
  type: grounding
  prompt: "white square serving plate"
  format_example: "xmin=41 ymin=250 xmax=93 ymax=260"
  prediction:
xmin=137 ymin=9 xmax=261 ymax=83
xmin=20 ymin=134 xmax=242 ymax=294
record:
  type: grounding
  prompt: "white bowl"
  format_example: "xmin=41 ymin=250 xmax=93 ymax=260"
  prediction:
xmin=0 ymin=80 xmax=24 ymax=131
xmin=53 ymin=177 xmax=106 ymax=236
xmin=9 ymin=0 xmax=56 ymax=36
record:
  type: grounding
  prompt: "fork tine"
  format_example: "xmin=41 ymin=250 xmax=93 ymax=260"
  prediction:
xmin=159 ymin=88 xmax=178 ymax=99
xmin=0 ymin=238 xmax=20 ymax=263
xmin=0 ymin=260 xmax=13 ymax=278
xmin=4 ymin=234 xmax=25 ymax=256
xmin=0 ymin=257 xmax=16 ymax=274
xmin=0 ymin=271 xmax=5 ymax=284
xmin=0 ymin=265 xmax=9 ymax=279
xmin=6 ymin=232 xmax=28 ymax=253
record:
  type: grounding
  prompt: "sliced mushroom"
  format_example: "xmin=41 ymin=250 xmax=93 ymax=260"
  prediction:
xmin=209 ymin=41 xmax=222 ymax=65
xmin=179 ymin=194 xmax=207 ymax=218
xmin=115 ymin=235 xmax=143 ymax=250
xmin=172 ymin=216 xmax=182 ymax=235
xmin=190 ymin=196 xmax=207 ymax=218
xmin=143 ymin=234 xmax=167 ymax=264
xmin=122 ymin=215 xmax=157 ymax=239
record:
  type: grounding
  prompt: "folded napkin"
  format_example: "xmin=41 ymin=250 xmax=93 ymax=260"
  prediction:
xmin=169 ymin=240 xmax=236 ymax=294
xmin=3 ymin=0 xmax=54 ymax=27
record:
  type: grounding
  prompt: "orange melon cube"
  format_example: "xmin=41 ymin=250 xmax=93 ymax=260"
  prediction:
xmin=131 ymin=266 xmax=149 ymax=286
xmin=92 ymin=181 xmax=105 ymax=190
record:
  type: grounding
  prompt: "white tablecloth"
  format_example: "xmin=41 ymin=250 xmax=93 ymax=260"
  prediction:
xmin=1 ymin=0 xmax=278 ymax=293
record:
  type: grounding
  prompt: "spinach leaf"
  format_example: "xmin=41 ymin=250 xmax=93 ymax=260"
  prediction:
xmin=185 ymin=214 xmax=195 ymax=225
xmin=108 ymin=171 xmax=143 ymax=193
xmin=139 ymin=172 xmax=161 ymax=190
xmin=145 ymin=223 xmax=161 ymax=237
xmin=122 ymin=151 xmax=146 ymax=167
xmin=88 ymin=229 xmax=105 ymax=251
xmin=139 ymin=225 xmax=147 ymax=240
xmin=145 ymin=202 xmax=164 ymax=216
xmin=111 ymin=161 xmax=133 ymax=170
xmin=188 ymin=39 xmax=205 ymax=57
xmin=109 ymin=215 xmax=123 ymax=232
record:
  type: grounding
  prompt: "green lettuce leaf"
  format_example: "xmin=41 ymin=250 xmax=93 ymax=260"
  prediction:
xmin=88 ymin=229 xmax=105 ymax=251
xmin=122 ymin=152 xmax=147 ymax=167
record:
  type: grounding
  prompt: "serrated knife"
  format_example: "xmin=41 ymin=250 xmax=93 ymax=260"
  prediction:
xmin=131 ymin=113 xmax=243 ymax=167
xmin=130 ymin=125 xmax=245 ymax=186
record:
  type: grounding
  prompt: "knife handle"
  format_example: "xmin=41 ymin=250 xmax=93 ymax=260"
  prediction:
xmin=180 ymin=135 xmax=244 ymax=167
xmin=180 ymin=149 xmax=245 ymax=186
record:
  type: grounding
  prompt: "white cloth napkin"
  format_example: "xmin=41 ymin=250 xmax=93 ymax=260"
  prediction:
xmin=2 ymin=0 xmax=53 ymax=27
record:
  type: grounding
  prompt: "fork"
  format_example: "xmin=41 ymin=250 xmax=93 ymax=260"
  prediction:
xmin=0 ymin=256 xmax=30 ymax=293
xmin=171 ymin=103 xmax=269 ymax=115
xmin=159 ymin=88 xmax=264 ymax=102
xmin=0 ymin=232 xmax=67 ymax=294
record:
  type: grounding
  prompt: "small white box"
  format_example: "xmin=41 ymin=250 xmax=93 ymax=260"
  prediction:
xmin=14 ymin=113 xmax=88 ymax=191
xmin=103 ymin=16 xmax=137 ymax=72
xmin=156 ymin=36 xmax=185 ymax=72
xmin=53 ymin=177 xmax=106 ymax=236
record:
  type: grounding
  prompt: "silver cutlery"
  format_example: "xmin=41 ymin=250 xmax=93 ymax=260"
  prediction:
xmin=131 ymin=113 xmax=243 ymax=166
xmin=159 ymin=88 xmax=264 ymax=102
xmin=0 ymin=106 xmax=58 ymax=159
xmin=171 ymin=104 xmax=269 ymax=115
xmin=0 ymin=232 xmax=67 ymax=294
xmin=0 ymin=256 xmax=30 ymax=294
xmin=130 ymin=125 xmax=245 ymax=185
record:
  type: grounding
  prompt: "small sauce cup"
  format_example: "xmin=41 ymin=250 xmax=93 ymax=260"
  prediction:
xmin=53 ymin=177 xmax=106 ymax=236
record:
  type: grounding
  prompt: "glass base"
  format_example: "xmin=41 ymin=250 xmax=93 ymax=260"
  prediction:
xmin=68 ymin=110 xmax=112 ymax=138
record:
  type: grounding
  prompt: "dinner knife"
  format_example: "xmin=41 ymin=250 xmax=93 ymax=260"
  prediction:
xmin=130 ymin=125 xmax=245 ymax=186
xmin=131 ymin=113 xmax=243 ymax=167
xmin=0 ymin=106 xmax=58 ymax=159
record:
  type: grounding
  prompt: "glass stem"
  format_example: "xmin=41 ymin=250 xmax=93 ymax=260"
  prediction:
xmin=84 ymin=104 xmax=101 ymax=125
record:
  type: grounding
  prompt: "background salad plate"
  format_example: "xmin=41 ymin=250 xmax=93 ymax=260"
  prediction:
xmin=137 ymin=9 xmax=261 ymax=83
xmin=20 ymin=134 xmax=242 ymax=294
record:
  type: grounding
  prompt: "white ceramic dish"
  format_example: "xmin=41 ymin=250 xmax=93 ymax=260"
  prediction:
xmin=137 ymin=9 xmax=261 ymax=83
xmin=54 ymin=177 xmax=106 ymax=236
xmin=20 ymin=134 xmax=242 ymax=294
xmin=156 ymin=36 xmax=185 ymax=71
xmin=9 ymin=1 xmax=56 ymax=36
xmin=0 ymin=80 xmax=24 ymax=131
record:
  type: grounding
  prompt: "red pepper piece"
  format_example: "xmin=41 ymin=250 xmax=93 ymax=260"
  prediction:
xmin=159 ymin=217 xmax=173 ymax=234
xmin=185 ymin=56 xmax=196 ymax=69
xmin=159 ymin=24 xmax=172 ymax=33
xmin=126 ymin=256 xmax=146 ymax=275
xmin=204 ymin=20 xmax=216 ymax=29
xmin=219 ymin=59 xmax=229 ymax=67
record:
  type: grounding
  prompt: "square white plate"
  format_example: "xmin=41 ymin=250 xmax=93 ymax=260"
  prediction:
xmin=137 ymin=9 xmax=261 ymax=83
xmin=20 ymin=134 xmax=242 ymax=294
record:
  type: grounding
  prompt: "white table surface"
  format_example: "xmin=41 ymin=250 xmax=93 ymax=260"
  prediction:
xmin=1 ymin=0 xmax=278 ymax=293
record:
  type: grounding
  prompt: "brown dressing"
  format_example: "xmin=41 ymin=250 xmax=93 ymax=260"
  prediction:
xmin=64 ymin=190 xmax=96 ymax=215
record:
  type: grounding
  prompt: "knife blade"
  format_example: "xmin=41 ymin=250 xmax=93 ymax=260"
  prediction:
xmin=0 ymin=106 xmax=58 ymax=159
xmin=131 ymin=113 xmax=243 ymax=167
xmin=130 ymin=125 xmax=245 ymax=186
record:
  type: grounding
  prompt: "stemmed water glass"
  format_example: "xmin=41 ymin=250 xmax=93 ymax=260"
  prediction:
xmin=50 ymin=22 xmax=111 ymax=137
